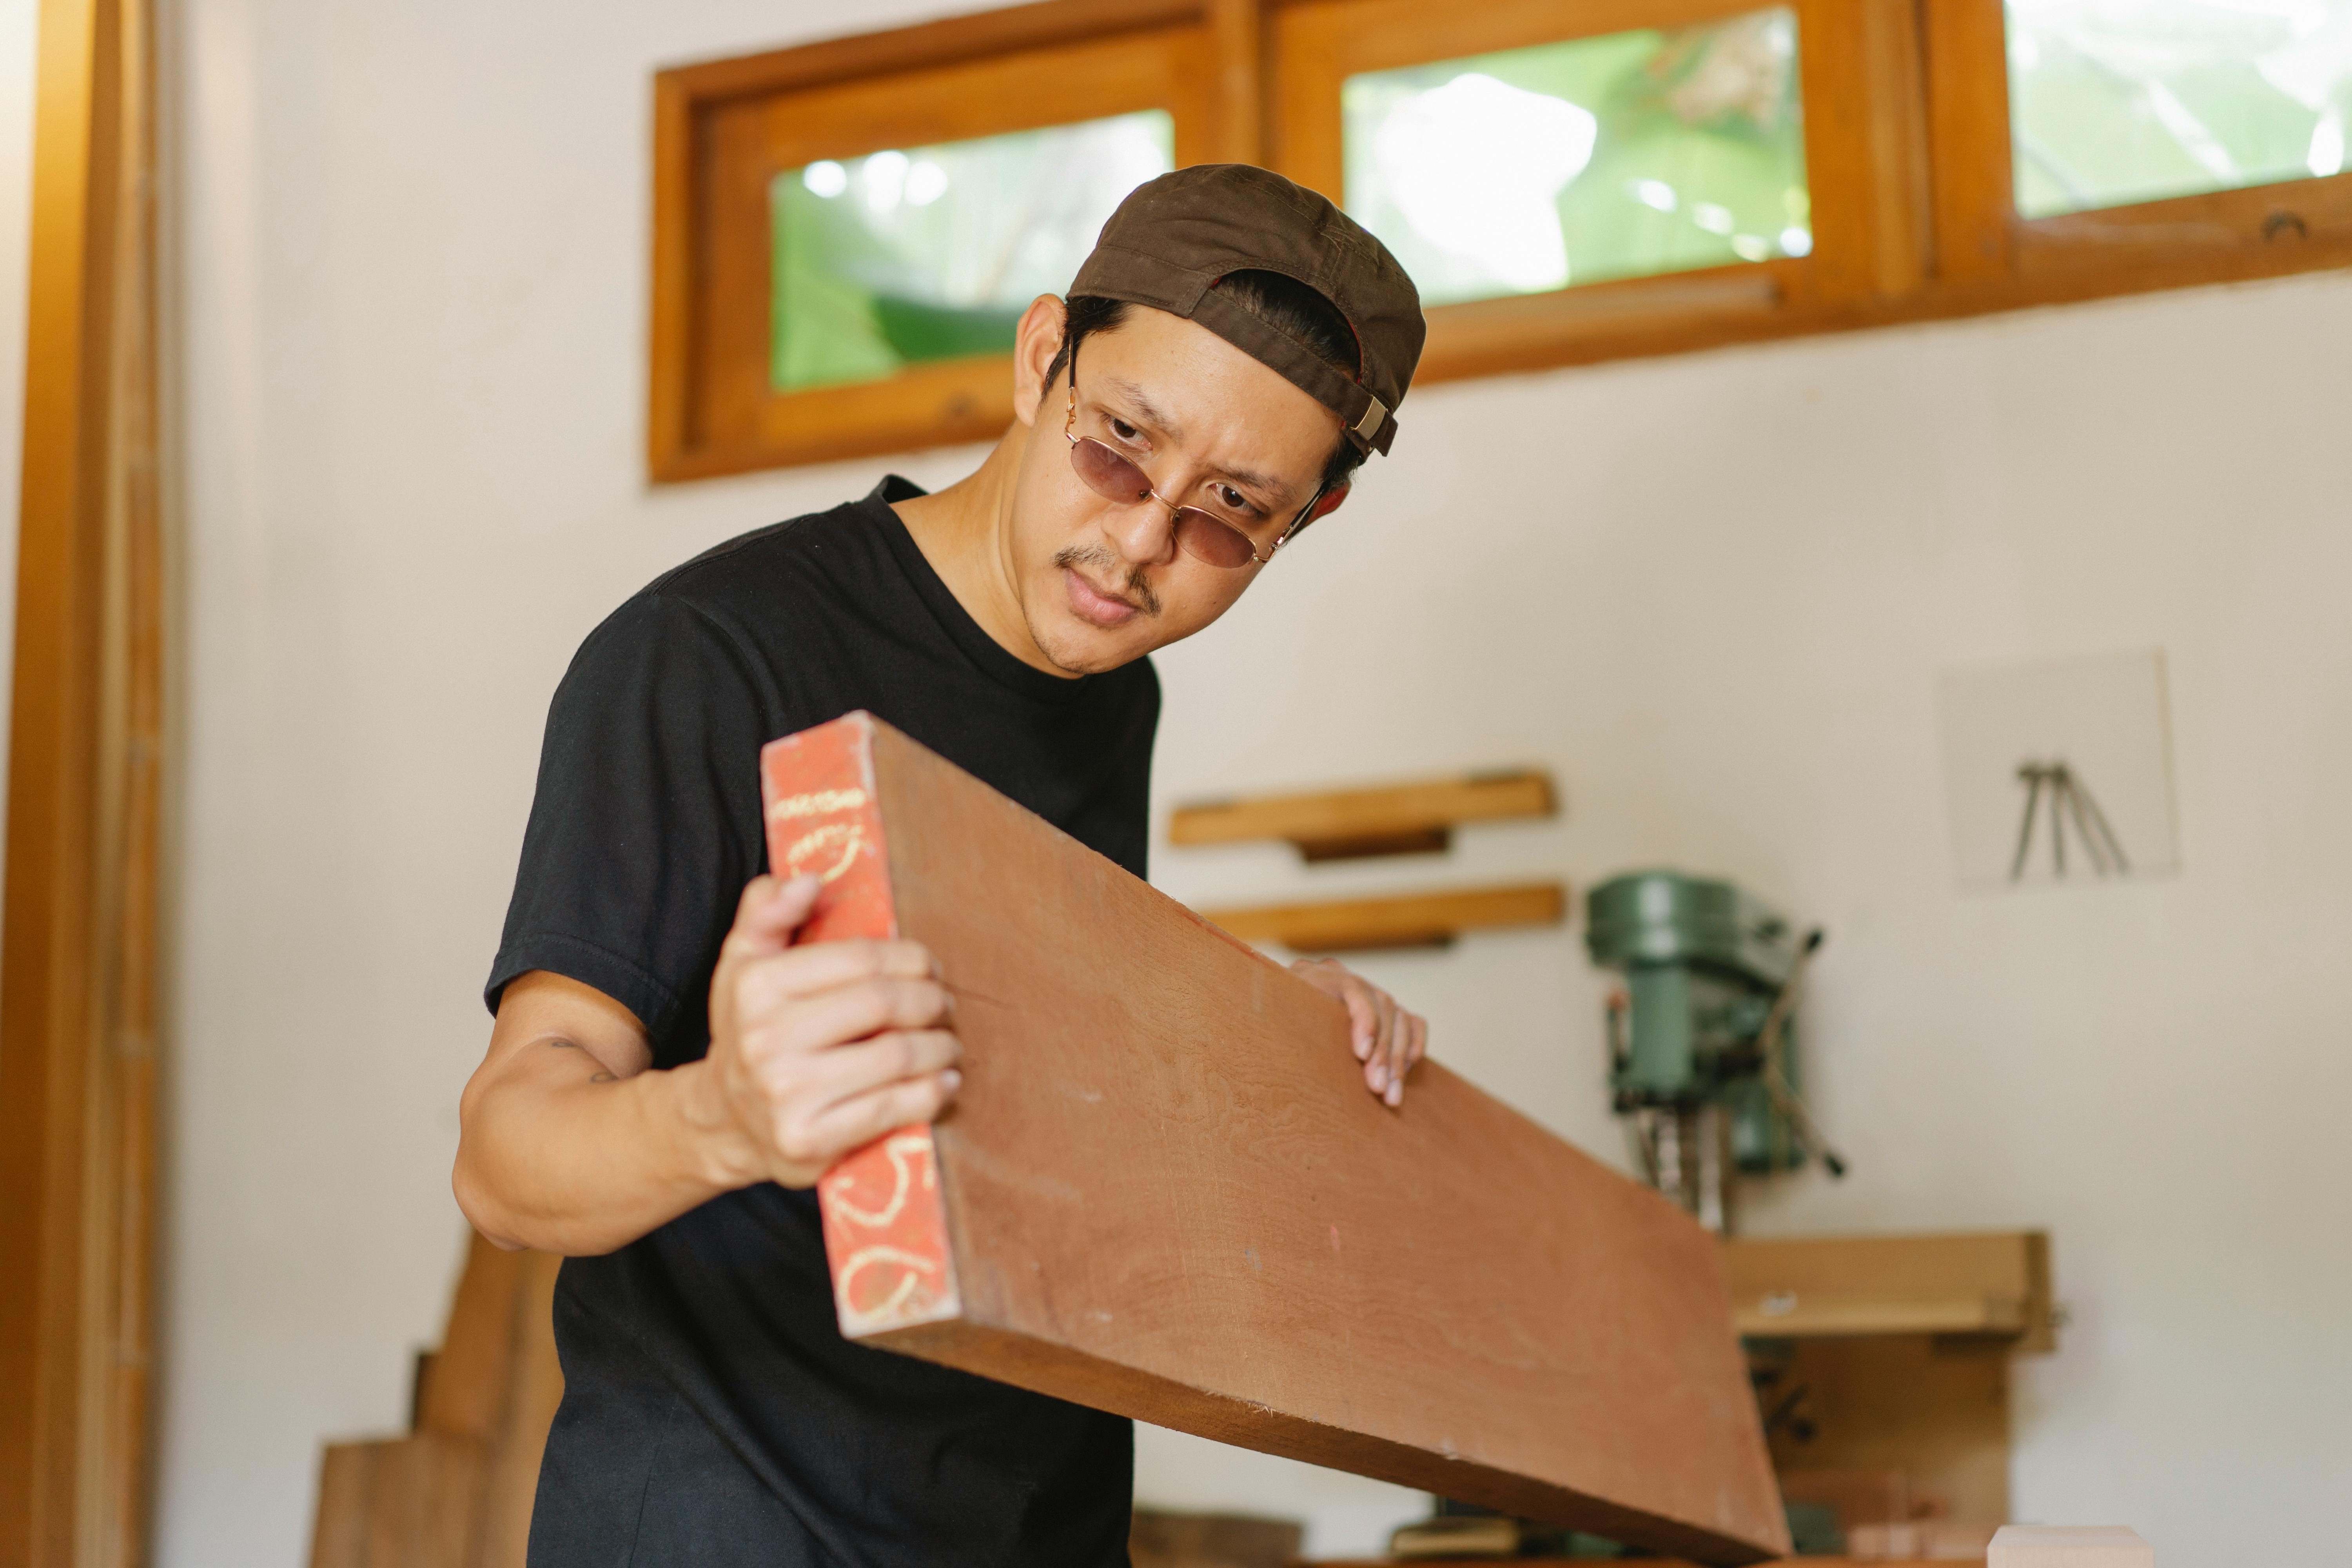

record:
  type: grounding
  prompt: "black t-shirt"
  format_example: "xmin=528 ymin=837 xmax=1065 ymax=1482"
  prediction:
xmin=486 ymin=477 xmax=1156 ymax=1568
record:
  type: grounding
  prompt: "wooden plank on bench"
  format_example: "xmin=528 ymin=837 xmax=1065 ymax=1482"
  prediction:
xmin=761 ymin=713 xmax=1789 ymax=1565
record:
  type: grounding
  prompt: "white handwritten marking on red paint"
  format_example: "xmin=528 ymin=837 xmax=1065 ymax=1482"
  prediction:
xmin=833 ymin=1245 xmax=945 ymax=1327
xmin=768 ymin=787 xmax=869 ymax=820
xmin=783 ymin=822 xmax=866 ymax=884
xmin=818 ymin=1134 xmax=957 ymax=1334
xmin=817 ymin=1133 xmax=935 ymax=1229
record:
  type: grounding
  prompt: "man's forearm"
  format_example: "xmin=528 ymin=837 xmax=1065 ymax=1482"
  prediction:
xmin=457 ymin=911 xmax=961 ymax=1256
xmin=455 ymin=1054 xmax=754 ymax=1255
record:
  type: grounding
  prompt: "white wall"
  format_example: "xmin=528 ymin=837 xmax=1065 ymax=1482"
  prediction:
xmin=162 ymin=1 xmax=2352 ymax=1564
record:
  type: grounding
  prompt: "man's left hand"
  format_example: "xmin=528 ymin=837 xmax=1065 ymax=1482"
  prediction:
xmin=1290 ymin=958 xmax=1427 ymax=1107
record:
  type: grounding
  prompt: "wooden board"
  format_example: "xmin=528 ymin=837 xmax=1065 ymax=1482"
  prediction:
xmin=308 ymin=1236 xmax=564 ymax=1568
xmin=760 ymin=714 xmax=1788 ymax=1565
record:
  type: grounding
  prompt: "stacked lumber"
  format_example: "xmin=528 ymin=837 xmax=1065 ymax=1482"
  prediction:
xmin=307 ymin=1236 xmax=561 ymax=1568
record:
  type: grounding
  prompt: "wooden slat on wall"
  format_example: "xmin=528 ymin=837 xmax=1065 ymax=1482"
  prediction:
xmin=1198 ymin=882 xmax=1567 ymax=952
xmin=1168 ymin=770 xmax=1555 ymax=856
xmin=0 ymin=0 xmax=165 ymax=1563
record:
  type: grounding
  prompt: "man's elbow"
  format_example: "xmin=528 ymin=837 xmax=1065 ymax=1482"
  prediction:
xmin=451 ymin=1158 xmax=527 ymax=1252
xmin=452 ymin=1073 xmax=528 ymax=1251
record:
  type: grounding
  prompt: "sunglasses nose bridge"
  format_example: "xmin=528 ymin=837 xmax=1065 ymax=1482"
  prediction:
xmin=1069 ymin=430 xmax=1263 ymax=568
xmin=1069 ymin=437 xmax=1183 ymax=559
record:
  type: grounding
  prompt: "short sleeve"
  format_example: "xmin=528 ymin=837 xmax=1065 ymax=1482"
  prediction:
xmin=485 ymin=591 xmax=774 ymax=1064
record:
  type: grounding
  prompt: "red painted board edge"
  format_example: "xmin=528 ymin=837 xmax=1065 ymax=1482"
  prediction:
xmin=758 ymin=711 xmax=962 ymax=1337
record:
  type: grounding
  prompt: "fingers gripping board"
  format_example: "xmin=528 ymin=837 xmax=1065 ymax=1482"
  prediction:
xmin=760 ymin=713 xmax=960 ymax=1336
xmin=758 ymin=713 xmax=1789 ymax=1565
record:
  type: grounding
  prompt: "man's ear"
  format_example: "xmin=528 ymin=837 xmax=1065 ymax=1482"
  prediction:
xmin=1310 ymin=482 xmax=1351 ymax=521
xmin=1010 ymin=294 xmax=1069 ymax=429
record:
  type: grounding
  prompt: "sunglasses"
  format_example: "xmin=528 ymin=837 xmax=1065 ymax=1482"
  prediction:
xmin=1063 ymin=347 xmax=1331 ymax=570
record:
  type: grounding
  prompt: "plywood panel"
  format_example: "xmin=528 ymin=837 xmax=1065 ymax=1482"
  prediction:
xmin=759 ymin=714 xmax=1788 ymax=1565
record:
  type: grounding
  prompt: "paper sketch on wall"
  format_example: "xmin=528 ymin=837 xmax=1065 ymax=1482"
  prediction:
xmin=1937 ymin=650 xmax=2178 ymax=888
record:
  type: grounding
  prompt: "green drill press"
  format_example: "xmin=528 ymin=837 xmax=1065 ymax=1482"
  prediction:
xmin=1584 ymin=870 xmax=1844 ymax=1233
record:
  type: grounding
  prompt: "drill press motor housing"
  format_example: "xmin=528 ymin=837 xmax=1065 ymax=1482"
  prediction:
xmin=1585 ymin=871 xmax=1812 ymax=1229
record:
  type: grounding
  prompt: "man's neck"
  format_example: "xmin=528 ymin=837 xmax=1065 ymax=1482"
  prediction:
xmin=891 ymin=423 xmax=1073 ymax=678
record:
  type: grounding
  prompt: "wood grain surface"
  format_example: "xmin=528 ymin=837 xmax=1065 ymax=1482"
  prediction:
xmin=770 ymin=715 xmax=1787 ymax=1565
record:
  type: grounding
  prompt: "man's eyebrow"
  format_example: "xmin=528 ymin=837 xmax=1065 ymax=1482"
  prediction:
xmin=1101 ymin=375 xmax=1183 ymax=443
xmin=1099 ymin=374 xmax=1286 ymax=511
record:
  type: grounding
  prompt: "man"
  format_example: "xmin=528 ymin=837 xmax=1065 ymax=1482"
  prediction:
xmin=455 ymin=164 xmax=1431 ymax=1566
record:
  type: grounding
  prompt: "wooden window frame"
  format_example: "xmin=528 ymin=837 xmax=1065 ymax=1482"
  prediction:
xmin=1266 ymin=0 xmax=1933 ymax=385
xmin=1920 ymin=0 xmax=2352 ymax=306
xmin=653 ymin=0 xmax=2352 ymax=482
xmin=648 ymin=0 xmax=1263 ymax=481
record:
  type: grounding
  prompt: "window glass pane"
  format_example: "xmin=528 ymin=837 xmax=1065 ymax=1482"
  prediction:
xmin=771 ymin=111 xmax=1173 ymax=394
xmin=2009 ymin=0 xmax=2352 ymax=219
xmin=1342 ymin=11 xmax=1809 ymax=308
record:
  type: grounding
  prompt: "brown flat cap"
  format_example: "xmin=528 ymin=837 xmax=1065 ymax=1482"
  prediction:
xmin=1070 ymin=164 xmax=1425 ymax=456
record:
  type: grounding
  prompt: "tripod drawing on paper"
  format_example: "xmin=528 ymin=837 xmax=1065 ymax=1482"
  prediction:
xmin=2009 ymin=759 xmax=2130 ymax=881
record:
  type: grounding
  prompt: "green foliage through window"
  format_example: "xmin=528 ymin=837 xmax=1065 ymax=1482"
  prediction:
xmin=2008 ymin=0 xmax=2352 ymax=219
xmin=1342 ymin=10 xmax=1810 ymax=307
xmin=771 ymin=111 xmax=1174 ymax=394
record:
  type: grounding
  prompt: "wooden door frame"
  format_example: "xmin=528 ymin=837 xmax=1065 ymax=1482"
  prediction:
xmin=0 ymin=0 xmax=166 ymax=1563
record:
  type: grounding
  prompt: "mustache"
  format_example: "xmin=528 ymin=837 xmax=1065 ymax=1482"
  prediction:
xmin=1052 ymin=545 xmax=1161 ymax=617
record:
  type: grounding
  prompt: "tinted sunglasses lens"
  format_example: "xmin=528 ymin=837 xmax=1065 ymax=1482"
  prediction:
xmin=1071 ymin=436 xmax=1259 ymax=568
xmin=1070 ymin=437 xmax=1151 ymax=504
xmin=1172 ymin=509 xmax=1260 ymax=568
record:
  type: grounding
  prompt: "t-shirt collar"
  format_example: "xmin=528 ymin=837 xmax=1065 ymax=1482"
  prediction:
xmin=864 ymin=476 xmax=1100 ymax=704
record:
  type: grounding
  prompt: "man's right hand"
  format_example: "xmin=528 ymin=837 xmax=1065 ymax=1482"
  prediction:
xmin=455 ymin=873 xmax=961 ymax=1256
xmin=697 ymin=873 xmax=964 ymax=1191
